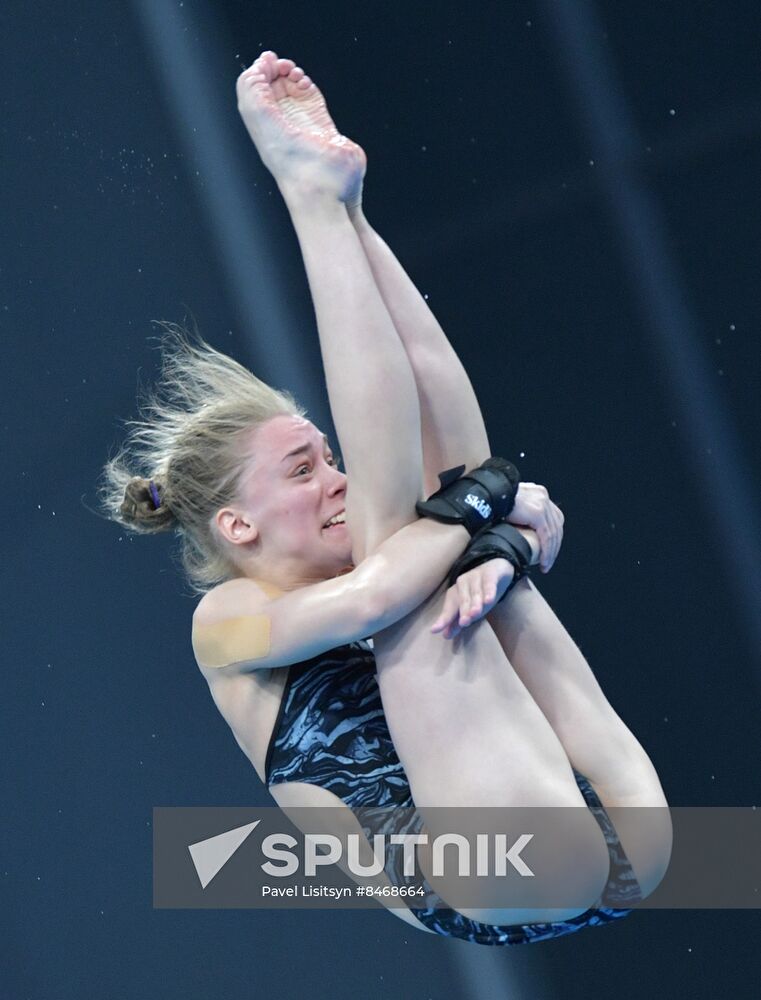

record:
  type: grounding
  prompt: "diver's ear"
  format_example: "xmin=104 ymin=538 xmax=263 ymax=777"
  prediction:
xmin=215 ymin=507 xmax=259 ymax=546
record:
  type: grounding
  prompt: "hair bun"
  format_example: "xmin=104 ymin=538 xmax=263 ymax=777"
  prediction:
xmin=120 ymin=477 xmax=176 ymax=531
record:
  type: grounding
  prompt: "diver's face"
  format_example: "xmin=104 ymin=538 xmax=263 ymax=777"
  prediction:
xmin=238 ymin=415 xmax=351 ymax=581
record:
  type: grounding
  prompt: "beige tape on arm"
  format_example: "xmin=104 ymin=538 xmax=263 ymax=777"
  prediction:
xmin=192 ymin=615 xmax=272 ymax=669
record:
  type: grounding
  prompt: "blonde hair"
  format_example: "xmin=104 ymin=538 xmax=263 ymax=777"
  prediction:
xmin=99 ymin=322 xmax=306 ymax=593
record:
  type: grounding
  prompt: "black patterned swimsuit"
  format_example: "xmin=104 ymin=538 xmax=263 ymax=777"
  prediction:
xmin=265 ymin=638 xmax=642 ymax=946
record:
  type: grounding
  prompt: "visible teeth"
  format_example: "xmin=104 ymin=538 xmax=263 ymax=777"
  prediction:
xmin=324 ymin=513 xmax=346 ymax=527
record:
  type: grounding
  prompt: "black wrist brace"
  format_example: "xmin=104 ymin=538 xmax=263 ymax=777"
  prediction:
xmin=415 ymin=457 xmax=520 ymax=537
xmin=448 ymin=522 xmax=533 ymax=599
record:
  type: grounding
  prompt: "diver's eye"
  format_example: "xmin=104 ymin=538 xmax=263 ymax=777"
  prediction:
xmin=295 ymin=463 xmax=311 ymax=476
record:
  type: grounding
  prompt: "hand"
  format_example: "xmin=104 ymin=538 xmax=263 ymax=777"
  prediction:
xmin=430 ymin=558 xmax=515 ymax=640
xmin=236 ymin=51 xmax=366 ymax=204
xmin=506 ymin=483 xmax=564 ymax=573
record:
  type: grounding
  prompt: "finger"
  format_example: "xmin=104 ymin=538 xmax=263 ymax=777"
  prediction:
xmin=467 ymin=576 xmax=485 ymax=620
xmin=432 ymin=608 xmax=458 ymax=634
xmin=537 ymin=513 xmax=552 ymax=573
xmin=431 ymin=587 xmax=459 ymax=632
xmin=459 ymin=570 xmax=483 ymax=629
xmin=554 ymin=502 xmax=564 ymax=558
xmin=458 ymin=578 xmax=474 ymax=626
xmin=533 ymin=512 xmax=551 ymax=573
xmin=481 ymin=574 xmax=497 ymax=610
xmin=545 ymin=502 xmax=563 ymax=571
xmin=441 ymin=608 xmax=460 ymax=640
xmin=537 ymin=499 xmax=560 ymax=573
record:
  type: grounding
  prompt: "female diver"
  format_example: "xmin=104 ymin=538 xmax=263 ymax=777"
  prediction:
xmin=102 ymin=50 xmax=671 ymax=945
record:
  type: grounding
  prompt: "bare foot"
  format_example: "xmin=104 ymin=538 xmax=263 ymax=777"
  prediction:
xmin=236 ymin=51 xmax=365 ymax=205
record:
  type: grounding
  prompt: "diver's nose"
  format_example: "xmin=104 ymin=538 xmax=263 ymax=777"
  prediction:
xmin=327 ymin=467 xmax=347 ymax=495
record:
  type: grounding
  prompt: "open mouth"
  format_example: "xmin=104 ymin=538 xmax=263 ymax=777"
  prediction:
xmin=322 ymin=511 xmax=347 ymax=530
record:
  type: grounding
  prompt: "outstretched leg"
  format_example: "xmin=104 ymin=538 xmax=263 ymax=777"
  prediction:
xmin=238 ymin=52 xmax=611 ymax=922
xmin=237 ymin=52 xmax=421 ymax=562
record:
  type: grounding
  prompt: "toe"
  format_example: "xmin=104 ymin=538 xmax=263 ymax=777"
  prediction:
xmin=289 ymin=66 xmax=305 ymax=81
xmin=276 ymin=57 xmax=295 ymax=75
xmin=251 ymin=51 xmax=277 ymax=81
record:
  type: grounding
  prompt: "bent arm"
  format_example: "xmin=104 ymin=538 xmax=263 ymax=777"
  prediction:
xmin=193 ymin=517 xmax=471 ymax=673
xmin=194 ymin=515 xmax=541 ymax=675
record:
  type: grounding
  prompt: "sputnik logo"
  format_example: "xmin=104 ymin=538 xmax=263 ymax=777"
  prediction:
xmin=188 ymin=820 xmax=261 ymax=889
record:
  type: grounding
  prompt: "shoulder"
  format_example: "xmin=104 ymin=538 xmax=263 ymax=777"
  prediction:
xmin=191 ymin=578 xmax=286 ymax=675
xmin=193 ymin=577 xmax=283 ymax=627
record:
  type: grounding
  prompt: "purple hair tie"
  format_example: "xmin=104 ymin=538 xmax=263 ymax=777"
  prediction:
xmin=148 ymin=480 xmax=162 ymax=510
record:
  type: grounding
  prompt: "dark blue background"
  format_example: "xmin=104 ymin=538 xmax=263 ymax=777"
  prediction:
xmin=2 ymin=1 xmax=759 ymax=997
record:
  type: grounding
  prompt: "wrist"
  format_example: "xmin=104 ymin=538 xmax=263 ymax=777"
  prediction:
xmin=514 ymin=527 xmax=540 ymax=566
xmin=490 ymin=557 xmax=513 ymax=578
